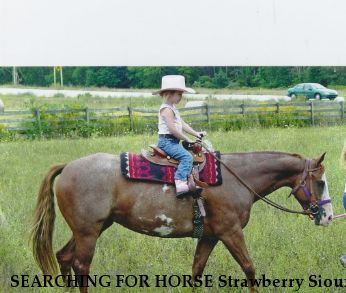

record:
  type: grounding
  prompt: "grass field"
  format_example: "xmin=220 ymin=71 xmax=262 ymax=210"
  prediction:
xmin=1 ymin=126 xmax=346 ymax=292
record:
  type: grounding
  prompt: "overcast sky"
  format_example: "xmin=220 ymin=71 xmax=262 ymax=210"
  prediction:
xmin=1 ymin=0 xmax=346 ymax=66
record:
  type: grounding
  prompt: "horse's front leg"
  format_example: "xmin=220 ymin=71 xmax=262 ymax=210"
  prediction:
xmin=219 ymin=227 xmax=256 ymax=293
xmin=192 ymin=236 xmax=218 ymax=280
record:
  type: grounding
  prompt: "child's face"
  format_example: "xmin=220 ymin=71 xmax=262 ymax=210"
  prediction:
xmin=170 ymin=91 xmax=183 ymax=104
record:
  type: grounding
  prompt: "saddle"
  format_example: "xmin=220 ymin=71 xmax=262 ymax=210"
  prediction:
xmin=141 ymin=142 xmax=208 ymax=189
xmin=121 ymin=150 xmax=222 ymax=186
xmin=141 ymin=143 xmax=206 ymax=168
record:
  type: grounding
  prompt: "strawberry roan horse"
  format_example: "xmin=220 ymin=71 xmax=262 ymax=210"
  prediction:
xmin=31 ymin=151 xmax=333 ymax=293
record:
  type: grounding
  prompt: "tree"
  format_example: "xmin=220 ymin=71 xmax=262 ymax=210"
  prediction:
xmin=18 ymin=67 xmax=51 ymax=86
xmin=307 ymin=67 xmax=326 ymax=85
xmin=177 ymin=67 xmax=203 ymax=86
xmin=71 ymin=67 xmax=88 ymax=86
xmin=1 ymin=66 xmax=346 ymax=89
xmin=127 ymin=67 xmax=173 ymax=88
xmin=0 ymin=67 xmax=12 ymax=84
xmin=232 ymin=67 xmax=257 ymax=87
xmin=212 ymin=70 xmax=229 ymax=88
xmin=254 ymin=67 xmax=292 ymax=88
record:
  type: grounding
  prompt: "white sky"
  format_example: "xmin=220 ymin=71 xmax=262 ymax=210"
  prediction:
xmin=1 ymin=0 xmax=346 ymax=66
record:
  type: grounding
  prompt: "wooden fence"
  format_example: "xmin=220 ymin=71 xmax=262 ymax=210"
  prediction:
xmin=0 ymin=101 xmax=345 ymax=134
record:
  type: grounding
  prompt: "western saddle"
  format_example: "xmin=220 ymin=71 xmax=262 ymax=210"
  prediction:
xmin=141 ymin=143 xmax=205 ymax=168
xmin=141 ymin=141 xmax=209 ymax=189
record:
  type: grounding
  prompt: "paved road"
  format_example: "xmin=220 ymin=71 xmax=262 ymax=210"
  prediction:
xmin=0 ymin=87 xmax=291 ymax=102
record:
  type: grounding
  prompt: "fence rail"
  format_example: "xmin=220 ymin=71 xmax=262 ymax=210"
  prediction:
xmin=0 ymin=101 xmax=345 ymax=134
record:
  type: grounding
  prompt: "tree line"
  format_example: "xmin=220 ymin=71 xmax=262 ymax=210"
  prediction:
xmin=0 ymin=66 xmax=346 ymax=89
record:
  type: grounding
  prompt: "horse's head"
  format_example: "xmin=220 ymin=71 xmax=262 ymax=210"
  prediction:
xmin=291 ymin=153 xmax=333 ymax=226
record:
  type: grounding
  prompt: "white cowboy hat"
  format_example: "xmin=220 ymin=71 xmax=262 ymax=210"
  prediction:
xmin=152 ymin=75 xmax=196 ymax=95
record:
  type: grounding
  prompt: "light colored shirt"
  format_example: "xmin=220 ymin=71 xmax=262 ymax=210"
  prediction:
xmin=158 ymin=103 xmax=183 ymax=134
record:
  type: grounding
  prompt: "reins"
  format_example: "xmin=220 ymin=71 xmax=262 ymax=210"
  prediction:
xmin=333 ymin=213 xmax=346 ymax=220
xmin=199 ymin=141 xmax=313 ymax=215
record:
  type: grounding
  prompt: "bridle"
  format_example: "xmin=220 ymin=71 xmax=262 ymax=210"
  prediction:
xmin=198 ymin=139 xmax=331 ymax=219
xmin=290 ymin=159 xmax=331 ymax=222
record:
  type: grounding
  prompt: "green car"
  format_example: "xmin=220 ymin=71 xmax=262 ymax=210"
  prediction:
xmin=287 ymin=83 xmax=338 ymax=100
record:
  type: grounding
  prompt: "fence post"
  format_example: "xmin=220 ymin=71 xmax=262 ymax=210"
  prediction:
xmin=128 ymin=107 xmax=133 ymax=131
xmin=340 ymin=101 xmax=344 ymax=120
xmin=310 ymin=101 xmax=314 ymax=126
xmin=206 ymin=104 xmax=211 ymax=129
xmin=276 ymin=102 xmax=280 ymax=114
xmin=240 ymin=104 xmax=245 ymax=115
xmin=84 ymin=107 xmax=89 ymax=124
xmin=35 ymin=108 xmax=42 ymax=137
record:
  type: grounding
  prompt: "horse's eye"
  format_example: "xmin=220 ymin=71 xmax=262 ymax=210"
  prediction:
xmin=317 ymin=180 xmax=325 ymax=188
xmin=316 ymin=180 xmax=325 ymax=194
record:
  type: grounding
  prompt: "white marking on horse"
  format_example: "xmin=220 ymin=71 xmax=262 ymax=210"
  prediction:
xmin=319 ymin=173 xmax=333 ymax=226
xmin=153 ymin=226 xmax=173 ymax=236
xmin=153 ymin=214 xmax=174 ymax=235
xmin=156 ymin=214 xmax=173 ymax=225
xmin=138 ymin=216 xmax=154 ymax=222
xmin=162 ymin=184 xmax=169 ymax=192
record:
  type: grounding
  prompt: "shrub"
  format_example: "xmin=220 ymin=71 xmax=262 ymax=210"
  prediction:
xmin=1 ymin=101 xmax=345 ymax=142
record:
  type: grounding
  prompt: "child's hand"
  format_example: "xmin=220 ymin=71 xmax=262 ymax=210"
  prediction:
xmin=197 ymin=131 xmax=207 ymax=139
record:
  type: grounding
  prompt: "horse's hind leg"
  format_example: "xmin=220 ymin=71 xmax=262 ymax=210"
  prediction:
xmin=56 ymin=237 xmax=75 ymax=283
xmin=71 ymin=231 xmax=99 ymax=293
xmin=192 ymin=237 xmax=218 ymax=279
xmin=219 ymin=228 xmax=256 ymax=293
xmin=56 ymin=220 xmax=113 ymax=285
xmin=71 ymin=220 xmax=113 ymax=293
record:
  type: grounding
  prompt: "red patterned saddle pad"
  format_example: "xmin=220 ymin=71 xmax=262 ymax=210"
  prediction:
xmin=120 ymin=151 xmax=222 ymax=186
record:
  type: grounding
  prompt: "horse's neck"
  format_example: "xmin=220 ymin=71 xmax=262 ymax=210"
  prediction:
xmin=225 ymin=152 xmax=304 ymax=196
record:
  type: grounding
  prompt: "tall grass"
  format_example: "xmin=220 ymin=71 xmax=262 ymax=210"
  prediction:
xmin=0 ymin=126 xmax=346 ymax=292
xmin=2 ymin=94 xmax=345 ymax=142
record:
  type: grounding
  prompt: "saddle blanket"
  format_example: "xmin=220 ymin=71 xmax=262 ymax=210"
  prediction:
xmin=120 ymin=151 xmax=222 ymax=186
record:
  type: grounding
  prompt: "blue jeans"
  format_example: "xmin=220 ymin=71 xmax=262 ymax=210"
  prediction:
xmin=157 ymin=137 xmax=193 ymax=181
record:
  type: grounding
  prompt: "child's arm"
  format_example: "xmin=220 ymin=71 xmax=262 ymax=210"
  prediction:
xmin=181 ymin=119 xmax=207 ymax=139
xmin=182 ymin=120 xmax=200 ymax=138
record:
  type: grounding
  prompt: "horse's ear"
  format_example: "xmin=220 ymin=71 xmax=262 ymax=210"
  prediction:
xmin=316 ymin=152 xmax=326 ymax=166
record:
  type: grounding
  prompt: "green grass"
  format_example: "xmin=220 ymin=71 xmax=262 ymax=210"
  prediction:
xmin=1 ymin=126 xmax=346 ymax=292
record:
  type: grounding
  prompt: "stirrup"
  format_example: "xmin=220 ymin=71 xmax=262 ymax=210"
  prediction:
xmin=176 ymin=185 xmax=203 ymax=199
xmin=176 ymin=190 xmax=192 ymax=199
xmin=175 ymin=177 xmax=204 ymax=199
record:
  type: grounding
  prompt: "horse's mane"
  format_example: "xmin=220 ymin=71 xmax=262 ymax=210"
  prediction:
xmin=221 ymin=151 xmax=303 ymax=159
xmin=290 ymin=153 xmax=304 ymax=159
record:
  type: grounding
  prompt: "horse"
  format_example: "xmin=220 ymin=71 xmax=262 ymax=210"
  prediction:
xmin=30 ymin=151 xmax=333 ymax=293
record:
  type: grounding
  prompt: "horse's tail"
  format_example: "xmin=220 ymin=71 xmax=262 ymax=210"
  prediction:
xmin=30 ymin=163 xmax=66 ymax=276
